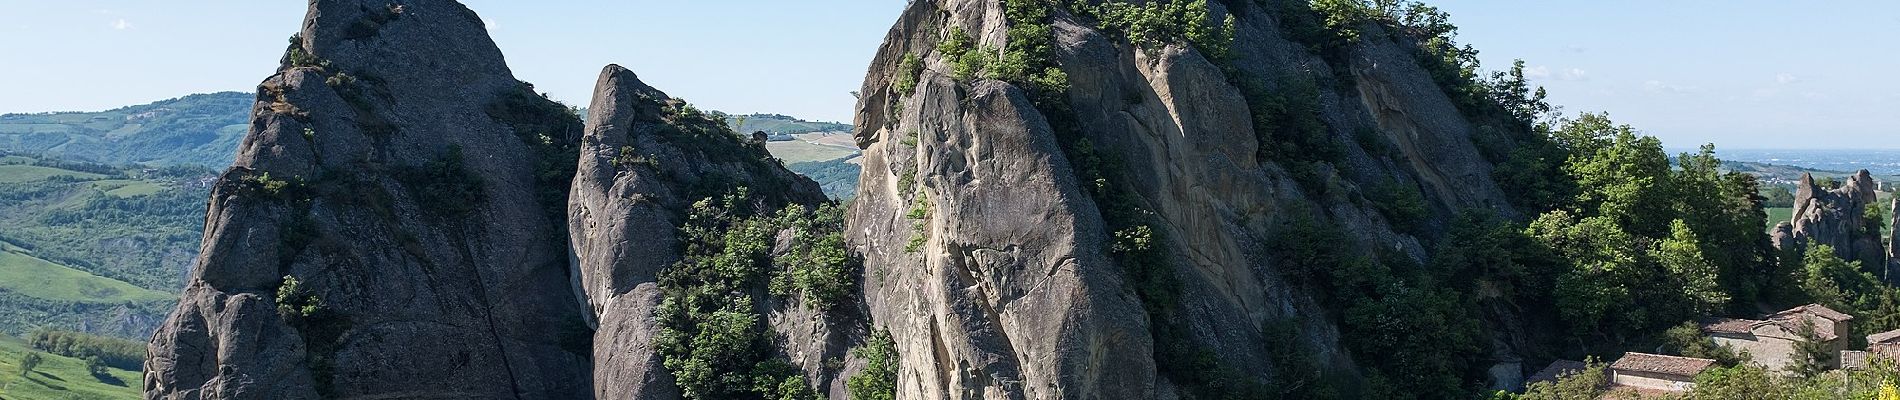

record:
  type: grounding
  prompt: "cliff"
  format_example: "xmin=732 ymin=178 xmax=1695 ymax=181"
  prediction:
xmin=846 ymin=0 xmax=1539 ymax=397
xmin=144 ymin=1 xmax=592 ymax=398
xmin=568 ymin=65 xmax=844 ymax=398
xmin=1781 ymin=171 xmax=1886 ymax=270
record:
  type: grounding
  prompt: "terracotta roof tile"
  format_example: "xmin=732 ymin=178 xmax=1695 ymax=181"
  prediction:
xmin=1869 ymin=329 xmax=1900 ymax=344
xmin=1610 ymin=352 xmax=1715 ymax=377
xmin=1765 ymin=303 xmax=1854 ymax=322
xmin=1700 ymin=318 xmax=1764 ymax=334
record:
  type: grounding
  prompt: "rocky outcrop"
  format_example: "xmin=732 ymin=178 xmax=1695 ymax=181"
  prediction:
xmin=568 ymin=65 xmax=835 ymax=398
xmin=1783 ymin=171 xmax=1886 ymax=268
xmin=849 ymin=1 xmax=1528 ymax=398
xmin=144 ymin=1 xmax=592 ymax=398
xmin=1889 ymin=196 xmax=1900 ymax=282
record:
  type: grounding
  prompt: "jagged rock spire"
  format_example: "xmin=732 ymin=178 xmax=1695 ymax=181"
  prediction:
xmin=145 ymin=1 xmax=590 ymax=398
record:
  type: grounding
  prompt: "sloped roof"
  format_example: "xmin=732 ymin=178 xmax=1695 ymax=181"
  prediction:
xmin=1868 ymin=328 xmax=1900 ymax=344
xmin=1765 ymin=304 xmax=1854 ymax=322
xmin=1526 ymin=360 xmax=1588 ymax=385
xmin=1610 ymin=353 xmax=1716 ymax=377
xmin=1701 ymin=318 xmax=1765 ymax=334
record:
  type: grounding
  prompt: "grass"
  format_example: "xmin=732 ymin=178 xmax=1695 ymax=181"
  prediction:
xmin=0 ymin=166 xmax=105 ymax=184
xmin=0 ymin=251 xmax=172 ymax=304
xmin=87 ymin=181 xmax=162 ymax=198
xmin=1765 ymin=207 xmax=1793 ymax=231
xmin=0 ymin=333 xmax=140 ymax=400
xmin=765 ymin=140 xmax=860 ymax=164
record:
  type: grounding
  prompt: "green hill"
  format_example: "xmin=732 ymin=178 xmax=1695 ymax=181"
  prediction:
xmin=0 ymin=154 xmax=208 ymax=339
xmin=0 ymin=251 xmax=171 ymax=305
xmin=726 ymin=113 xmax=851 ymax=135
xmin=0 ymin=92 xmax=251 ymax=167
xmin=0 ymin=333 xmax=140 ymax=400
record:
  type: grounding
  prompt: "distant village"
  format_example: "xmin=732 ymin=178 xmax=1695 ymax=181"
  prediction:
xmin=1527 ymin=170 xmax=1900 ymax=397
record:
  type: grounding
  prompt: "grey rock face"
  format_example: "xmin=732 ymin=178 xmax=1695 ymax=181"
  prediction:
xmin=1784 ymin=171 xmax=1886 ymax=268
xmin=568 ymin=65 xmax=833 ymax=398
xmin=145 ymin=1 xmax=591 ymax=398
xmin=1888 ymin=197 xmax=1899 ymax=282
xmin=848 ymin=0 xmax=1527 ymax=398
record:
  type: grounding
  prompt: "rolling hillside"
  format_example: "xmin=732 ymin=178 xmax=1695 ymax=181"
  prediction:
xmin=0 ymin=154 xmax=205 ymax=338
xmin=0 ymin=333 xmax=140 ymax=400
xmin=0 ymin=92 xmax=251 ymax=167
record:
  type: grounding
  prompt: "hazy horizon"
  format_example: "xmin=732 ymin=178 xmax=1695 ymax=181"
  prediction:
xmin=1 ymin=1 xmax=1893 ymax=149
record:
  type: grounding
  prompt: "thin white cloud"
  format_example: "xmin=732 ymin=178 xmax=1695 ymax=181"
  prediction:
xmin=1524 ymin=66 xmax=1551 ymax=79
xmin=483 ymin=17 xmax=498 ymax=31
xmin=1776 ymin=73 xmax=1799 ymax=84
xmin=1644 ymin=80 xmax=1698 ymax=94
xmin=112 ymin=19 xmax=133 ymax=30
xmin=1524 ymin=66 xmax=1589 ymax=81
xmin=1559 ymin=68 xmax=1589 ymax=81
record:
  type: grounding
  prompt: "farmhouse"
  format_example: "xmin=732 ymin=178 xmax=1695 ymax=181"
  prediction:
xmin=1609 ymin=352 xmax=1715 ymax=392
xmin=1867 ymin=328 xmax=1900 ymax=358
xmin=1701 ymin=303 xmax=1854 ymax=373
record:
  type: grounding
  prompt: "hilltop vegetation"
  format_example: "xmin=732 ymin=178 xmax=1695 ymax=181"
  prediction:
xmin=0 ymin=153 xmax=203 ymax=339
xmin=0 ymin=92 xmax=251 ymax=167
xmin=724 ymin=113 xmax=850 ymax=135
xmin=0 ymin=332 xmax=140 ymax=400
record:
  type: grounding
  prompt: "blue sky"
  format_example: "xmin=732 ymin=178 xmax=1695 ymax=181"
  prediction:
xmin=0 ymin=1 xmax=1893 ymax=149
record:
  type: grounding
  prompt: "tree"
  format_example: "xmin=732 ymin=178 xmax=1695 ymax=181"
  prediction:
xmin=1663 ymin=321 xmax=1745 ymax=366
xmin=1654 ymin=220 xmax=1727 ymax=316
xmin=1689 ymin=364 xmax=1789 ymax=400
xmin=1561 ymin=116 xmax=1675 ymax=238
xmin=85 ymin=356 xmax=108 ymax=378
xmin=1788 ymin=321 xmax=1833 ymax=378
xmin=17 ymin=352 xmax=41 ymax=377
xmin=1519 ymin=358 xmax=1608 ymax=400
xmin=846 ymin=331 xmax=898 ymax=400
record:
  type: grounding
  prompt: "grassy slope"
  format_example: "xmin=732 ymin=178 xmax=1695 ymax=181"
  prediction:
xmin=0 ymin=166 xmax=106 ymax=184
xmin=0 ymin=251 xmax=171 ymax=304
xmin=0 ymin=333 xmax=140 ymax=400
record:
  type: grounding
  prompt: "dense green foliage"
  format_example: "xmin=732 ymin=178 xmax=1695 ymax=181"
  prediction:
xmin=484 ymin=82 xmax=585 ymax=225
xmin=893 ymin=52 xmax=922 ymax=97
xmin=846 ymin=330 xmax=898 ymax=400
xmin=656 ymin=189 xmax=853 ymax=400
xmin=24 ymin=330 xmax=142 ymax=371
xmin=786 ymin=158 xmax=860 ymax=200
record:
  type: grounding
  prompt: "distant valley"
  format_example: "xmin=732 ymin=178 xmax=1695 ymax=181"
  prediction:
xmin=0 ymin=95 xmax=864 ymax=342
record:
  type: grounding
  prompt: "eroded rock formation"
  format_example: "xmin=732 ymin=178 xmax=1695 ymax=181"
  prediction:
xmin=567 ymin=65 xmax=838 ymax=398
xmin=144 ymin=1 xmax=592 ymax=398
xmin=1783 ymin=171 xmax=1886 ymax=268
xmin=848 ymin=0 xmax=1534 ymax=397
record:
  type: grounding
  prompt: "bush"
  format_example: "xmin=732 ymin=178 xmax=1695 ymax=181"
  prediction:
xmin=27 ymin=330 xmax=145 ymax=371
xmin=846 ymin=331 xmax=899 ymax=400
xmin=401 ymin=146 xmax=484 ymax=215
xmin=275 ymin=275 xmax=323 ymax=319
xmin=658 ymin=189 xmax=841 ymax=399
xmin=769 ymin=204 xmax=857 ymax=311
xmin=893 ymin=52 xmax=922 ymax=96
xmin=1367 ymin=179 xmax=1428 ymax=233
